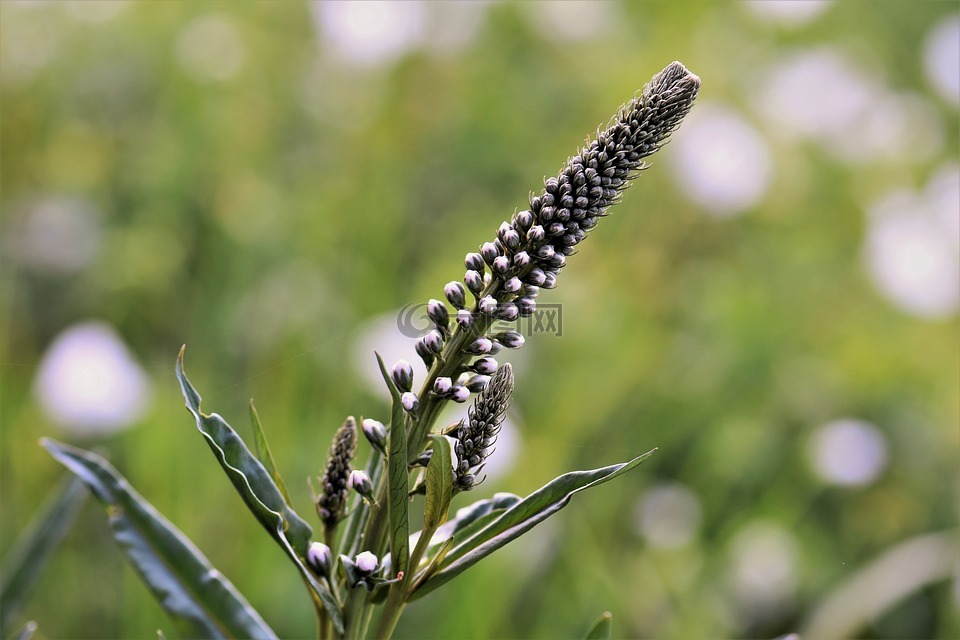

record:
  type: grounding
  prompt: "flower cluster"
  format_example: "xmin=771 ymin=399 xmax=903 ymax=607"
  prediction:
xmin=451 ymin=363 xmax=514 ymax=491
xmin=410 ymin=61 xmax=700 ymax=403
xmin=315 ymin=416 xmax=357 ymax=530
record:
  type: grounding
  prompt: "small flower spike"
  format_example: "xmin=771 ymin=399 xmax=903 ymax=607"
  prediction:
xmin=316 ymin=416 xmax=357 ymax=529
xmin=453 ymin=364 xmax=514 ymax=490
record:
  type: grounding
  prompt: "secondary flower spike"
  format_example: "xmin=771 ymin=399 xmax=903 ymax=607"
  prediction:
xmin=452 ymin=363 xmax=514 ymax=490
xmin=316 ymin=416 xmax=357 ymax=530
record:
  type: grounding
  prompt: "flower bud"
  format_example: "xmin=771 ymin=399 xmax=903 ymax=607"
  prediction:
xmin=361 ymin=419 xmax=387 ymax=453
xmin=348 ymin=470 xmax=374 ymax=499
xmin=513 ymin=251 xmax=531 ymax=268
xmin=515 ymin=210 xmax=534 ymax=230
xmin=401 ymin=392 xmax=419 ymax=412
xmin=456 ymin=308 xmax=473 ymax=327
xmin=479 ymin=296 xmax=498 ymax=316
xmin=415 ymin=339 xmax=434 ymax=366
xmin=451 ymin=385 xmax=470 ymax=403
xmin=466 ymin=337 xmax=493 ymax=355
xmin=444 ymin=282 xmax=465 ymax=309
xmin=391 ymin=360 xmax=414 ymax=392
xmin=542 ymin=271 xmax=557 ymax=289
xmin=492 ymin=256 xmax=510 ymax=276
xmin=306 ymin=541 xmax=333 ymax=578
xmin=434 ymin=376 xmax=453 ymax=395
xmin=464 ymin=252 xmax=485 ymax=272
xmin=465 ymin=374 xmax=490 ymax=392
xmin=464 ymin=270 xmax=484 ymax=294
xmin=502 ymin=229 xmax=521 ymax=250
xmin=528 ymin=225 xmax=545 ymax=243
xmin=427 ymin=299 xmax=449 ymax=328
xmin=480 ymin=242 xmax=500 ymax=264
xmin=355 ymin=551 xmax=379 ymax=574
xmin=526 ymin=268 xmax=546 ymax=286
xmin=517 ymin=297 xmax=537 ymax=317
xmin=471 ymin=357 xmax=498 ymax=374
xmin=496 ymin=301 xmax=519 ymax=321
xmin=547 ymin=253 xmax=566 ymax=269
xmin=502 ymin=277 xmax=521 ymax=293
xmin=494 ymin=330 xmax=525 ymax=349
xmin=537 ymin=244 xmax=555 ymax=260
xmin=423 ymin=329 xmax=444 ymax=354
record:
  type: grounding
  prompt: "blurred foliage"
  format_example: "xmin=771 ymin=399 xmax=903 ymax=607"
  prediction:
xmin=1 ymin=1 xmax=957 ymax=639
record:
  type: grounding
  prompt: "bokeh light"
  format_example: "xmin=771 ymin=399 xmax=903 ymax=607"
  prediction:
xmin=807 ymin=418 xmax=889 ymax=487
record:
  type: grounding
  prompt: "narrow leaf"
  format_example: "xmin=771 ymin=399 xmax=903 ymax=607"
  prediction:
xmin=412 ymin=450 xmax=656 ymax=598
xmin=376 ymin=351 xmax=409 ymax=577
xmin=0 ymin=476 xmax=86 ymax=637
xmin=423 ymin=436 xmax=455 ymax=530
xmin=248 ymin=400 xmax=291 ymax=505
xmin=583 ymin=611 xmax=612 ymax=640
xmin=176 ymin=347 xmax=343 ymax=634
xmin=41 ymin=439 xmax=276 ymax=639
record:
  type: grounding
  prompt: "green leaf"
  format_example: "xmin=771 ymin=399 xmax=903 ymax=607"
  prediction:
xmin=375 ymin=351 xmax=409 ymax=578
xmin=41 ymin=439 xmax=276 ymax=639
xmin=248 ymin=400 xmax=291 ymax=505
xmin=176 ymin=347 xmax=343 ymax=634
xmin=0 ymin=475 xmax=86 ymax=637
xmin=423 ymin=435 xmax=455 ymax=530
xmin=412 ymin=449 xmax=656 ymax=599
xmin=583 ymin=611 xmax=612 ymax=640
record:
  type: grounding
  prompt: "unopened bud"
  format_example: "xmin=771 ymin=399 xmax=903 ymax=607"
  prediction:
xmin=361 ymin=419 xmax=387 ymax=454
xmin=434 ymin=376 xmax=453 ymax=395
xmin=451 ymin=386 xmax=470 ymax=403
xmin=355 ymin=551 xmax=379 ymax=574
xmin=466 ymin=337 xmax=493 ymax=355
xmin=348 ymin=470 xmax=374 ymax=500
xmin=391 ymin=360 xmax=414 ymax=392
xmin=306 ymin=541 xmax=333 ymax=578
xmin=471 ymin=357 xmax=498 ymax=374
xmin=401 ymin=392 xmax=419 ymax=412
xmin=464 ymin=252 xmax=485 ymax=272
xmin=444 ymin=282 xmax=466 ymax=309
xmin=495 ymin=330 xmax=525 ymax=349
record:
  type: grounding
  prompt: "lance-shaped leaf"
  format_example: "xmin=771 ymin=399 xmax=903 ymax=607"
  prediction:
xmin=412 ymin=449 xmax=656 ymax=599
xmin=582 ymin=611 xmax=612 ymax=640
xmin=375 ymin=352 xmax=409 ymax=577
xmin=248 ymin=400 xmax=291 ymax=505
xmin=41 ymin=439 xmax=276 ymax=639
xmin=423 ymin=435 xmax=455 ymax=530
xmin=0 ymin=476 xmax=86 ymax=637
xmin=176 ymin=347 xmax=343 ymax=634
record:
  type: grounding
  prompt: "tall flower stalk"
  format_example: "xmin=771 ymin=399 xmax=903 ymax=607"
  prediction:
xmin=42 ymin=61 xmax=699 ymax=640
xmin=353 ymin=60 xmax=700 ymax=638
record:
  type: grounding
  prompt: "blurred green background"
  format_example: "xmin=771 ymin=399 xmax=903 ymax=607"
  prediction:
xmin=2 ymin=1 xmax=958 ymax=638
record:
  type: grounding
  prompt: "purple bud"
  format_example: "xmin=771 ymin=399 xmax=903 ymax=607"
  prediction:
xmin=547 ymin=253 xmax=566 ymax=269
xmin=464 ymin=375 xmax=490 ymax=393
xmin=355 ymin=551 xmax=379 ymax=574
xmin=423 ymin=329 xmax=444 ymax=354
xmin=444 ymin=282 xmax=466 ymax=309
xmin=480 ymin=242 xmax=500 ymax=264
xmin=466 ymin=337 xmax=493 ymax=355
xmin=456 ymin=308 xmax=473 ymax=327
xmin=517 ymin=297 xmax=537 ymax=316
xmin=496 ymin=302 xmax=519 ymax=321
xmin=503 ymin=277 xmax=521 ymax=293
xmin=451 ymin=386 xmax=470 ymax=403
xmin=537 ymin=244 xmax=555 ymax=260
xmin=415 ymin=340 xmax=434 ymax=366
xmin=307 ymin=542 xmax=333 ymax=577
xmin=495 ymin=330 xmax=525 ymax=349
xmin=479 ymin=296 xmax=498 ymax=315
xmin=492 ymin=256 xmax=510 ymax=276
xmin=497 ymin=221 xmax=513 ymax=239
xmin=401 ymin=392 xmax=419 ymax=412
xmin=464 ymin=270 xmax=484 ymax=294
xmin=434 ymin=376 xmax=453 ymax=395
xmin=513 ymin=251 xmax=531 ymax=268
xmin=528 ymin=225 xmax=545 ymax=243
xmin=542 ymin=272 xmax=557 ymax=289
xmin=361 ymin=419 xmax=387 ymax=453
xmin=526 ymin=268 xmax=546 ymax=286
xmin=428 ymin=299 xmax=449 ymax=328
xmin=391 ymin=360 xmax=414 ymax=392
xmin=502 ymin=229 xmax=521 ymax=250
xmin=471 ymin=357 xmax=498 ymax=374
xmin=515 ymin=210 xmax=534 ymax=230
xmin=348 ymin=470 xmax=374 ymax=497
xmin=464 ymin=252 xmax=485 ymax=272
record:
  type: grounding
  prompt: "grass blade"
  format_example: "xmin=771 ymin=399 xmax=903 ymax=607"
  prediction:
xmin=0 ymin=476 xmax=86 ymax=637
xmin=248 ymin=400 xmax=291 ymax=505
